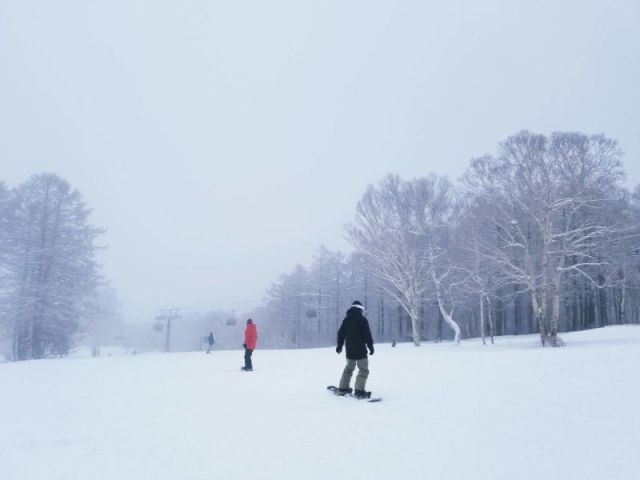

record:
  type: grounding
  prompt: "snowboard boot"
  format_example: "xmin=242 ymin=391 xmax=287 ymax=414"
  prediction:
xmin=337 ymin=387 xmax=353 ymax=396
xmin=354 ymin=390 xmax=371 ymax=399
xmin=241 ymin=366 xmax=253 ymax=371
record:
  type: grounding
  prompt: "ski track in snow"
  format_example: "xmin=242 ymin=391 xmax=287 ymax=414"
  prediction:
xmin=1 ymin=326 xmax=639 ymax=480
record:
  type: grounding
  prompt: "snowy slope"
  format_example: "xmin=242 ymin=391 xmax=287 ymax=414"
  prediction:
xmin=1 ymin=326 xmax=639 ymax=480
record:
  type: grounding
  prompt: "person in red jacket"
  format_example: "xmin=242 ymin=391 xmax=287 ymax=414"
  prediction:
xmin=242 ymin=318 xmax=257 ymax=371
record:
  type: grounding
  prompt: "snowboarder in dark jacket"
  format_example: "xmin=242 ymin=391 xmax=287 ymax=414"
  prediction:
xmin=336 ymin=300 xmax=374 ymax=398
xmin=206 ymin=332 xmax=215 ymax=353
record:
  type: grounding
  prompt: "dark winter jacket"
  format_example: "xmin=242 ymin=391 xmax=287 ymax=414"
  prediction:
xmin=208 ymin=333 xmax=214 ymax=345
xmin=337 ymin=307 xmax=374 ymax=360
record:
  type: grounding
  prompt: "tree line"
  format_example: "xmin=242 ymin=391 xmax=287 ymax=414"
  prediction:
xmin=263 ymin=131 xmax=640 ymax=348
xmin=0 ymin=173 xmax=115 ymax=360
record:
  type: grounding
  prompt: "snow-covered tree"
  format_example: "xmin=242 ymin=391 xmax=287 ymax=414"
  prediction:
xmin=0 ymin=182 xmax=13 ymax=343
xmin=4 ymin=174 xmax=103 ymax=360
xmin=347 ymin=175 xmax=429 ymax=346
xmin=461 ymin=131 xmax=627 ymax=346
xmin=261 ymin=131 xmax=640 ymax=348
xmin=348 ymin=174 xmax=462 ymax=345
xmin=411 ymin=175 xmax=464 ymax=344
xmin=456 ymin=207 xmax=505 ymax=345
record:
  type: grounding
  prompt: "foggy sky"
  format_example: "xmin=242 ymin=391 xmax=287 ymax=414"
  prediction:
xmin=1 ymin=0 xmax=639 ymax=320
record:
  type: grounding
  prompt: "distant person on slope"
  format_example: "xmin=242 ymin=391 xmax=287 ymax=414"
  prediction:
xmin=336 ymin=300 xmax=374 ymax=398
xmin=206 ymin=332 xmax=215 ymax=353
xmin=241 ymin=319 xmax=257 ymax=371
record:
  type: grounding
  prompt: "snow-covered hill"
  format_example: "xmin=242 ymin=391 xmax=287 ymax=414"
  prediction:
xmin=1 ymin=326 xmax=639 ymax=480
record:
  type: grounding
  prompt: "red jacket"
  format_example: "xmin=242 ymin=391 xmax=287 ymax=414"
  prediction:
xmin=244 ymin=323 xmax=257 ymax=350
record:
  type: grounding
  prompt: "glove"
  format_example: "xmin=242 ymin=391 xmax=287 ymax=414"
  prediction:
xmin=242 ymin=343 xmax=247 ymax=349
xmin=368 ymin=346 xmax=374 ymax=355
xmin=336 ymin=346 xmax=342 ymax=354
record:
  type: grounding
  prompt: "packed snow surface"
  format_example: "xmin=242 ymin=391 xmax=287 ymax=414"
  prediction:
xmin=1 ymin=326 xmax=639 ymax=480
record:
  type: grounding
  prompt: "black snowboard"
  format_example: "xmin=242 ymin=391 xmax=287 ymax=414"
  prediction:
xmin=327 ymin=385 xmax=382 ymax=403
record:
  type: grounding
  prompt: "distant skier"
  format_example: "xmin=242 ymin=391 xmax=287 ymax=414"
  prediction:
xmin=336 ymin=300 xmax=374 ymax=398
xmin=206 ymin=332 xmax=215 ymax=353
xmin=241 ymin=319 xmax=257 ymax=371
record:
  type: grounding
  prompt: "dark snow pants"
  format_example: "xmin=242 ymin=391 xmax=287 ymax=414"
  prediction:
xmin=339 ymin=358 xmax=369 ymax=391
xmin=244 ymin=348 xmax=254 ymax=369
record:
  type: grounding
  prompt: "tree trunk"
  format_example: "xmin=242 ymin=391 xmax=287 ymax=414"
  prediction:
xmin=487 ymin=296 xmax=495 ymax=344
xmin=619 ymin=270 xmax=626 ymax=324
xmin=514 ymin=285 xmax=521 ymax=335
xmin=409 ymin=300 xmax=421 ymax=346
xmin=438 ymin=306 xmax=461 ymax=345
xmin=431 ymin=271 xmax=461 ymax=344
xmin=598 ymin=274 xmax=608 ymax=326
xmin=479 ymin=293 xmax=486 ymax=345
xmin=12 ymin=311 xmax=21 ymax=361
xmin=549 ymin=278 xmax=561 ymax=347
xmin=434 ymin=289 xmax=461 ymax=344
xmin=378 ymin=295 xmax=385 ymax=341
xmin=531 ymin=291 xmax=547 ymax=346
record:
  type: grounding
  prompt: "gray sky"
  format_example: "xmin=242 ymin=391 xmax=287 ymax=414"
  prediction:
xmin=1 ymin=0 xmax=639 ymax=320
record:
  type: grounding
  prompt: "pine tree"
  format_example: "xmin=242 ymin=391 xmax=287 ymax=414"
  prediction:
xmin=4 ymin=174 xmax=102 ymax=360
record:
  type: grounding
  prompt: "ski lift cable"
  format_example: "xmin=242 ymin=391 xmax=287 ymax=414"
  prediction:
xmin=126 ymin=298 xmax=263 ymax=321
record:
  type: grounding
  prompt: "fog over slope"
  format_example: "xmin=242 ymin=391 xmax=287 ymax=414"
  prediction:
xmin=1 ymin=1 xmax=638 ymax=319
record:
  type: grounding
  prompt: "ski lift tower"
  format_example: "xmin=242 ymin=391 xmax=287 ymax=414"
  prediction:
xmin=155 ymin=308 xmax=181 ymax=352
